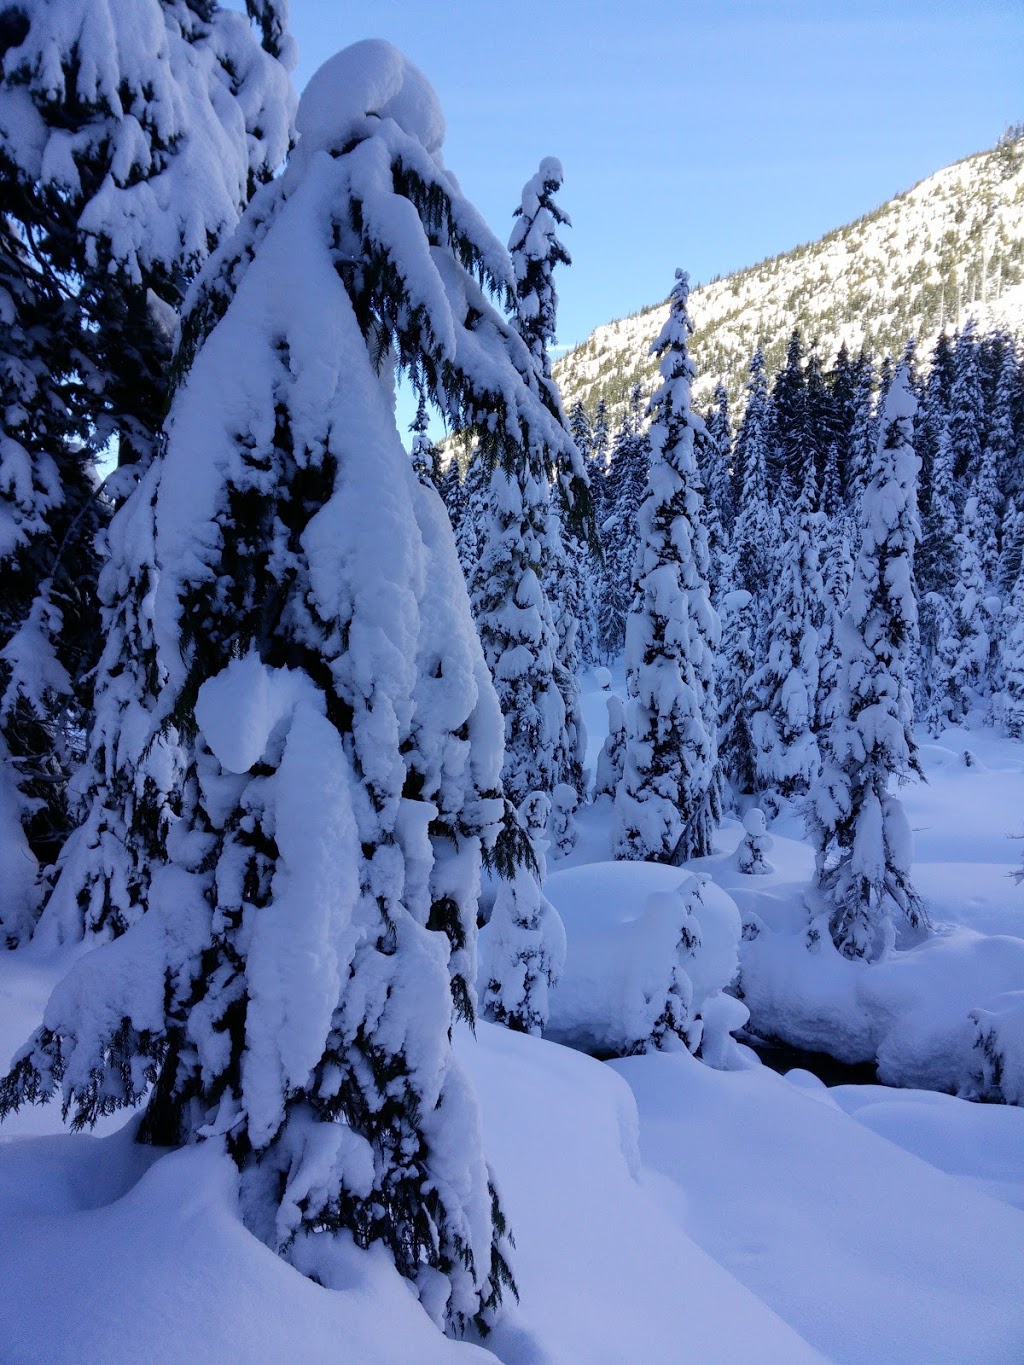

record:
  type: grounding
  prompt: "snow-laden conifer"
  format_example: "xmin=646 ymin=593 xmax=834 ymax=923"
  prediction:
xmin=996 ymin=559 xmax=1024 ymax=737
xmin=816 ymin=513 xmax=854 ymax=733
xmin=808 ymin=363 xmax=925 ymax=961
xmin=975 ymin=438 xmax=1002 ymax=587
xmin=731 ymin=347 xmax=779 ymax=614
xmin=736 ymin=807 xmax=774 ymax=875
xmin=844 ymin=353 xmax=877 ymax=526
xmin=700 ymin=382 xmax=733 ymax=594
xmin=949 ymin=320 xmax=984 ymax=487
xmin=614 ymin=272 xmax=718 ymax=864
xmin=475 ymin=157 xmax=586 ymax=805
xmin=472 ymin=465 xmax=566 ymax=806
xmin=748 ymin=461 xmax=823 ymax=801
xmin=0 ymin=42 xmax=596 ymax=1335
xmin=919 ymin=415 xmax=958 ymax=599
xmin=999 ymin=498 xmax=1024 ymax=598
xmin=591 ymin=398 xmax=611 ymax=473
xmin=0 ymin=223 xmax=102 ymax=942
xmin=717 ymin=589 xmax=758 ymax=802
xmin=0 ymin=0 xmax=296 ymax=943
xmin=705 ymin=382 xmax=735 ymax=531
xmin=769 ymin=329 xmax=808 ymax=499
xmin=549 ymin=782 xmax=579 ymax=857
xmin=409 ymin=392 xmax=442 ymax=489
xmin=0 ymin=0 xmax=296 ymax=467
xmin=455 ymin=451 xmax=488 ymax=581
xmin=597 ymin=386 xmax=649 ymax=659
xmin=481 ymin=793 xmax=566 ymax=1036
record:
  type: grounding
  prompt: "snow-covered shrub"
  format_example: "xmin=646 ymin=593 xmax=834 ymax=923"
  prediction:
xmin=970 ymin=992 xmax=1024 ymax=1105
xmin=737 ymin=808 xmax=774 ymax=875
xmin=544 ymin=861 xmax=748 ymax=1063
xmin=593 ymin=693 xmax=625 ymax=798
xmin=550 ymin=782 xmax=579 ymax=857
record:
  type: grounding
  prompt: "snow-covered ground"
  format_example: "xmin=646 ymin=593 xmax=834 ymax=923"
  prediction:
xmin=2 ymin=669 xmax=1023 ymax=1361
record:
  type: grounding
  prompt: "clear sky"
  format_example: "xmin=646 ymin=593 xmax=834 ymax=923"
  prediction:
xmin=288 ymin=0 xmax=1023 ymax=351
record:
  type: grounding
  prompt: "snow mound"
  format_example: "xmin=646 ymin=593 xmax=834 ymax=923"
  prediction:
xmin=543 ymin=860 xmax=749 ymax=1060
xmin=296 ymin=40 xmax=444 ymax=160
xmin=0 ymin=1124 xmax=490 ymax=1364
xmin=459 ymin=1023 xmax=823 ymax=1363
xmin=742 ymin=917 xmax=1024 ymax=1096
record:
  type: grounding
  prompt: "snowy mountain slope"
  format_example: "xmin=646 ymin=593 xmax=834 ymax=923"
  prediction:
xmin=555 ymin=132 xmax=1024 ymax=419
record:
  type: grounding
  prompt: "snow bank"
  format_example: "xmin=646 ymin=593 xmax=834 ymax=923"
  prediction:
xmin=0 ymin=1124 xmax=490 ymax=1364
xmin=616 ymin=1049 xmax=1024 ymax=1364
xmin=458 ymin=1023 xmax=823 ymax=1363
xmin=543 ymin=860 xmax=749 ymax=1060
xmin=742 ymin=916 xmax=1024 ymax=1095
xmin=829 ymin=1080 xmax=1024 ymax=1211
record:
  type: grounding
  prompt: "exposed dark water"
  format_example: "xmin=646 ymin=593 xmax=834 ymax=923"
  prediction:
xmin=740 ymin=1032 xmax=880 ymax=1086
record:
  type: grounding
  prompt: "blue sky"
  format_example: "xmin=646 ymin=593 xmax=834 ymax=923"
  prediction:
xmin=289 ymin=0 xmax=1023 ymax=350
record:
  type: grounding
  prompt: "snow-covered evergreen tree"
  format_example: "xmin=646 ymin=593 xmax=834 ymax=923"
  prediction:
xmin=820 ymin=441 xmax=843 ymax=521
xmin=549 ymin=781 xmax=579 ymax=857
xmin=702 ymin=381 xmax=734 ymax=588
xmin=0 ymin=0 xmax=296 ymax=944
xmin=565 ymin=402 xmax=603 ymax=665
xmin=927 ymin=496 xmax=994 ymax=728
xmin=748 ymin=461 xmax=823 ymax=801
xmin=614 ymin=272 xmax=718 ymax=864
xmin=481 ymin=793 xmax=566 ymax=1036
xmin=949 ymin=320 xmax=984 ymax=488
xmin=591 ymin=398 xmax=611 ymax=474
xmin=472 ymin=464 xmax=567 ymax=806
xmin=597 ymin=386 xmax=650 ymax=660
xmin=455 ymin=450 xmax=488 ymax=581
xmin=919 ymin=415 xmax=958 ymax=599
xmin=999 ymin=498 xmax=1024 ymax=599
xmin=476 ymin=157 xmax=587 ymax=805
xmin=975 ymin=438 xmax=1002 ymax=587
xmin=844 ymin=352 xmax=877 ymax=527
xmin=0 ymin=0 xmax=296 ymax=468
xmin=0 ymin=223 xmax=101 ymax=942
xmin=986 ymin=340 xmax=1020 ymax=511
xmin=736 ymin=807 xmax=774 ymax=875
xmin=0 ymin=42 xmax=594 ymax=1335
xmin=436 ymin=451 xmax=467 ymax=542
xmin=731 ymin=347 xmax=779 ymax=614
xmin=808 ymin=363 xmax=925 ymax=961
xmin=997 ymin=559 xmax=1024 ymax=737
xmin=769 ymin=328 xmax=808 ymax=499
xmin=409 ymin=392 xmax=441 ymax=488
xmin=816 ymin=513 xmax=854 ymax=734
xmin=717 ymin=589 xmax=758 ymax=802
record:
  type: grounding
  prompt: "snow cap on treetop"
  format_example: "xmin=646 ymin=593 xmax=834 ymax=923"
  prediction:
xmin=295 ymin=40 xmax=445 ymax=160
xmin=884 ymin=360 xmax=917 ymax=422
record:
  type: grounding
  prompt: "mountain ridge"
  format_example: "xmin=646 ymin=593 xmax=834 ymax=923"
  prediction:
xmin=553 ymin=132 xmax=1024 ymax=421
